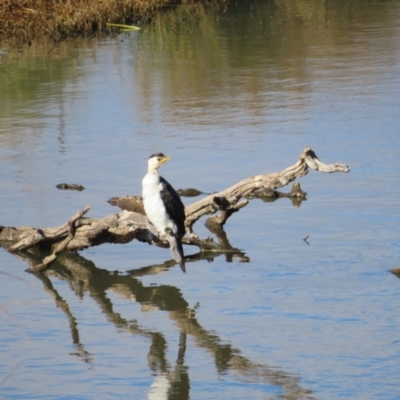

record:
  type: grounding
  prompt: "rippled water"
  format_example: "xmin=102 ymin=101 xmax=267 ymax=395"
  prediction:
xmin=1 ymin=0 xmax=400 ymax=399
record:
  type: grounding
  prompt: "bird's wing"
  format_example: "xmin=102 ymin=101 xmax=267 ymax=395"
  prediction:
xmin=159 ymin=176 xmax=186 ymax=237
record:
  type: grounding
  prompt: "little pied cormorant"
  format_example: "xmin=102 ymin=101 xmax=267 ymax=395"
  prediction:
xmin=142 ymin=153 xmax=186 ymax=272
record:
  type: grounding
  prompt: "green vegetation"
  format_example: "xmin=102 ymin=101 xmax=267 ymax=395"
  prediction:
xmin=0 ymin=0 xmax=226 ymax=42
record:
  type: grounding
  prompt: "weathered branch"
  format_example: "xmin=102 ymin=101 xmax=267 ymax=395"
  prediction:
xmin=184 ymin=146 xmax=349 ymax=234
xmin=25 ymin=206 xmax=91 ymax=272
xmin=0 ymin=147 xmax=349 ymax=267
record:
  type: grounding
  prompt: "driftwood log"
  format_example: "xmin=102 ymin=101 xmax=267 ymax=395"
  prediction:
xmin=0 ymin=147 xmax=349 ymax=272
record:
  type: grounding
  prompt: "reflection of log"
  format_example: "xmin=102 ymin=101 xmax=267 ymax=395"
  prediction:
xmin=247 ymin=182 xmax=307 ymax=200
xmin=247 ymin=182 xmax=308 ymax=208
xmin=28 ymin=250 xmax=315 ymax=399
xmin=170 ymin=309 xmax=314 ymax=398
xmin=0 ymin=147 xmax=349 ymax=271
xmin=35 ymin=272 xmax=94 ymax=364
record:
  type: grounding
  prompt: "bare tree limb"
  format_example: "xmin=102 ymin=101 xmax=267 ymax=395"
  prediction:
xmin=0 ymin=147 xmax=349 ymax=264
xmin=184 ymin=146 xmax=349 ymax=234
xmin=25 ymin=205 xmax=91 ymax=272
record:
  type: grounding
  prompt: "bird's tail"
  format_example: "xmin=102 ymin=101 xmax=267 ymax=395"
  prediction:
xmin=176 ymin=240 xmax=186 ymax=273
xmin=165 ymin=229 xmax=186 ymax=273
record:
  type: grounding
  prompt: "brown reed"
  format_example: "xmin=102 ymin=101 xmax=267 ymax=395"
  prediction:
xmin=0 ymin=0 xmax=225 ymax=42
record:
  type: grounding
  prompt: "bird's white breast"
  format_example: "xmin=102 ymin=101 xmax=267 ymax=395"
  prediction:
xmin=142 ymin=171 xmax=177 ymax=234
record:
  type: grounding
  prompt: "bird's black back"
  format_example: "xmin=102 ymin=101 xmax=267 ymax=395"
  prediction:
xmin=159 ymin=176 xmax=186 ymax=239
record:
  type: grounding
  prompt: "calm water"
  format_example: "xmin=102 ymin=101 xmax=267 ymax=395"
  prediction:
xmin=1 ymin=0 xmax=400 ymax=398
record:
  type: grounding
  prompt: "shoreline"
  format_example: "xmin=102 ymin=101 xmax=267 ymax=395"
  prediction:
xmin=0 ymin=0 xmax=226 ymax=44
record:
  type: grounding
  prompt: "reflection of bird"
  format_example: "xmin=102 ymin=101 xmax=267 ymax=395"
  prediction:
xmin=142 ymin=153 xmax=186 ymax=272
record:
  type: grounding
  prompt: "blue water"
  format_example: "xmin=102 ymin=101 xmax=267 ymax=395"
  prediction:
xmin=1 ymin=0 xmax=400 ymax=398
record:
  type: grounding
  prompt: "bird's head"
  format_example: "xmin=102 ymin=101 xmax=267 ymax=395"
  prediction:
xmin=148 ymin=153 xmax=171 ymax=171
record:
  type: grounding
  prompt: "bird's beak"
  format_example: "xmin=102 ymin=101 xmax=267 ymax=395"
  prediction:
xmin=160 ymin=156 xmax=171 ymax=165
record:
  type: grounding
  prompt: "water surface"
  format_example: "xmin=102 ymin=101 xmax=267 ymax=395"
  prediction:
xmin=1 ymin=0 xmax=400 ymax=399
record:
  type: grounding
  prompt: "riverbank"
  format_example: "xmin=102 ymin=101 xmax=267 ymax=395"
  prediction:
xmin=0 ymin=0 xmax=226 ymax=43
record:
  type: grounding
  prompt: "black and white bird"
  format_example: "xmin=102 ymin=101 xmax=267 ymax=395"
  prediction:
xmin=142 ymin=153 xmax=186 ymax=272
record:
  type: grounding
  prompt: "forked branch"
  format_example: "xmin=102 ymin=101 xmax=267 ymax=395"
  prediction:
xmin=0 ymin=147 xmax=349 ymax=271
xmin=184 ymin=146 xmax=349 ymax=234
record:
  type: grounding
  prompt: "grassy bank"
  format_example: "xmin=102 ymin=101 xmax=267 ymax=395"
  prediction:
xmin=0 ymin=0 xmax=226 ymax=43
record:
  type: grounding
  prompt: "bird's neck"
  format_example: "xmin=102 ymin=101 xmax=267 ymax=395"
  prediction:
xmin=147 ymin=168 xmax=159 ymax=175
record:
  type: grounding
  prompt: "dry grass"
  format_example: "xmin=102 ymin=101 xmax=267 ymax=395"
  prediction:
xmin=0 ymin=0 xmax=225 ymax=42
